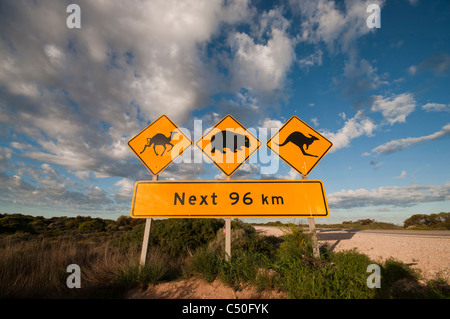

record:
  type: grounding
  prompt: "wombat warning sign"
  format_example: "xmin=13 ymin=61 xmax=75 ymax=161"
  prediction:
xmin=196 ymin=115 xmax=261 ymax=177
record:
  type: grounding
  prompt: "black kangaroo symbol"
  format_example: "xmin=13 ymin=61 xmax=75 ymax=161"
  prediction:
xmin=276 ymin=131 xmax=319 ymax=157
xmin=140 ymin=131 xmax=175 ymax=156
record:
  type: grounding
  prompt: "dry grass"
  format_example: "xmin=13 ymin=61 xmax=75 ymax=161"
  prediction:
xmin=0 ymin=233 xmax=141 ymax=298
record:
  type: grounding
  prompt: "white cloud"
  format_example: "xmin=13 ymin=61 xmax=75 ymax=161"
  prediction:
xmin=113 ymin=178 xmax=136 ymax=203
xmin=292 ymin=0 xmax=384 ymax=53
xmin=229 ymin=21 xmax=295 ymax=94
xmin=328 ymin=183 xmax=450 ymax=209
xmin=371 ymin=93 xmax=416 ymax=125
xmin=259 ymin=118 xmax=284 ymax=129
xmin=321 ymin=111 xmax=377 ymax=153
xmin=0 ymin=163 xmax=114 ymax=209
xmin=422 ymin=103 xmax=450 ymax=112
xmin=310 ymin=117 xmax=319 ymax=127
xmin=369 ymin=123 xmax=450 ymax=156
xmin=0 ymin=0 xmax=254 ymax=181
xmin=393 ymin=170 xmax=407 ymax=179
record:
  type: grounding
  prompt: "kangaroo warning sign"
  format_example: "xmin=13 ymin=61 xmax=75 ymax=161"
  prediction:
xmin=128 ymin=115 xmax=193 ymax=176
xmin=267 ymin=116 xmax=332 ymax=176
xmin=196 ymin=115 xmax=261 ymax=177
xmin=130 ymin=180 xmax=329 ymax=218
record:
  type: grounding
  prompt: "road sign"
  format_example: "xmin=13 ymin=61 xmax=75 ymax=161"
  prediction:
xmin=128 ymin=115 xmax=192 ymax=176
xmin=196 ymin=115 xmax=261 ymax=177
xmin=130 ymin=180 xmax=329 ymax=218
xmin=267 ymin=116 xmax=332 ymax=176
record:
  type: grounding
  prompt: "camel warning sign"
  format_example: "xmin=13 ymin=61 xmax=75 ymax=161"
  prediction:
xmin=128 ymin=115 xmax=192 ymax=176
xmin=196 ymin=115 xmax=261 ymax=177
xmin=267 ymin=116 xmax=332 ymax=176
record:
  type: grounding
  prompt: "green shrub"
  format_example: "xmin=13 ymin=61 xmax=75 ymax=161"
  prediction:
xmin=219 ymin=251 xmax=266 ymax=289
xmin=276 ymin=225 xmax=314 ymax=263
xmin=150 ymin=219 xmax=224 ymax=257
xmin=0 ymin=214 xmax=36 ymax=234
xmin=110 ymin=223 xmax=145 ymax=251
xmin=187 ymin=247 xmax=221 ymax=283
xmin=403 ymin=212 xmax=450 ymax=229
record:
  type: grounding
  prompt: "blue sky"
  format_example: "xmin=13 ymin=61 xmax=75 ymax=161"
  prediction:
xmin=0 ymin=0 xmax=449 ymax=224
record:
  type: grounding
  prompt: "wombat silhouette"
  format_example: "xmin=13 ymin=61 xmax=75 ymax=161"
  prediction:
xmin=210 ymin=130 xmax=250 ymax=154
xmin=276 ymin=131 xmax=319 ymax=157
xmin=140 ymin=131 xmax=174 ymax=156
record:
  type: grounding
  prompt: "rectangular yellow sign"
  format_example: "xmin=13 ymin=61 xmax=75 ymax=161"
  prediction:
xmin=130 ymin=180 xmax=329 ymax=218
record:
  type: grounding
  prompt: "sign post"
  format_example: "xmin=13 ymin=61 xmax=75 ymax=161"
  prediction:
xmin=128 ymin=115 xmax=192 ymax=267
xmin=303 ymin=174 xmax=320 ymax=259
xmin=224 ymin=176 xmax=231 ymax=261
xmin=139 ymin=174 xmax=158 ymax=268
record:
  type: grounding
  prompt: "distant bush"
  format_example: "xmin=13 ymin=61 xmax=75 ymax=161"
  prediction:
xmin=0 ymin=214 xmax=36 ymax=234
xmin=403 ymin=212 xmax=450 ymax=230
xmin=78 ymin=219 xmax=106 ymax=232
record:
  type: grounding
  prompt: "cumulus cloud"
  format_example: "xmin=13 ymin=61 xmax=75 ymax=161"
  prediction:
xmin=0 ymin=163 xmax=114 ymax=209
xmin=371 ymin=93 xmax=416 ymax=125
xmin=228 ymin=9 xmax=295 ymax=95
xmin=321 ymin=111 xmax=377 ymax=153
xmin=369 ymin=123 xmax=450 ymax=156
xmin=0 ymin=0 xmax=255 ymax=179
xmin=291 ymin=0 xmax=384 ymax=53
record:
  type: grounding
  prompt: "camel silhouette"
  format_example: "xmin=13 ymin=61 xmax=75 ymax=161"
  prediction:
xmin=276 ymin=131 xmax=319 ymax=157
xmin=140 ymin=131 xmax=174 ymax=156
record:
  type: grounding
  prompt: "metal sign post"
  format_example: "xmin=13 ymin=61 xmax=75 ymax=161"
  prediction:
xmin=225 ymin=176 xmax=231 ymax=261
xmin=302 ymin=174 xmax=320 ymax=259
xmin=139 ymin=174 xmax=158 ymax=268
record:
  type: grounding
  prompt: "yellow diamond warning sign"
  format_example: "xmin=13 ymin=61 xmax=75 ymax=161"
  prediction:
xmin=267 ymin=116 xmax=332 ymax=176
xmin=196 ymin=115 xmax=261 ymax=177
xmin=128 ymin=115 xmax=192 ymax=176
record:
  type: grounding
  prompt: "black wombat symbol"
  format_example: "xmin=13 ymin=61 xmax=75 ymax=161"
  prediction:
xmin=210 ymin=130 xmax=250 ymax=154
xmin=276 ymin=131 xmax=319 ymax=157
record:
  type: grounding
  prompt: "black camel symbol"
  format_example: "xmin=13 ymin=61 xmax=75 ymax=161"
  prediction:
xmin=140 ymin=131 xmax=175 ymax=156
xmin=275 ymin=131 xmax=319 ymax=157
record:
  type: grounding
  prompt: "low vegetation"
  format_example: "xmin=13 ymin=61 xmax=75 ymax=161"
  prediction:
xmin=254 ymin=214 xmax=450 ymax=230
xmin=0 ymin=213 xmax=448 ymax=298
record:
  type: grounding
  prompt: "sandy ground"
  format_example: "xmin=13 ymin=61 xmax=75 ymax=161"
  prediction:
xmin=129 ymin=226 xmax=449 ymax=299
xmin=128 ymin=277 xmax=285 ymax=299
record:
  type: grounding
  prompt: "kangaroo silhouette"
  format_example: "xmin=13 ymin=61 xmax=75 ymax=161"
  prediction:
xmin=276 ymin=131 xmax=319 ymax=157
xmin=140 ymin=131 xmax=174 ymax=156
